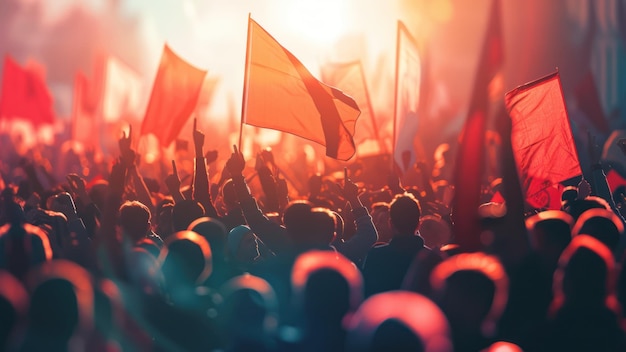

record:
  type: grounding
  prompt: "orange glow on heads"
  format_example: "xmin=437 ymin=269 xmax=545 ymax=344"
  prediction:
xmin=571 ymin=208 xmax=625 ymax=237
xmin=346 ymin=291 xmax=452 ymax=352
xmin=159 ymin=230 xmax=213 ymax=285
xmin=0 ymin=270 xmax=29 ymax=316
xmin=525 ymin=210 xmax=574 ymax=231
xmin=23 ymin=223 xmax=53 ymax=261
xmin=26 ymin=259 xmax=95 ymax=332
xmin=430 ymin=253 xmax=509 ymax=335
xmin=291 ymin=250 xmax=363 ymax=311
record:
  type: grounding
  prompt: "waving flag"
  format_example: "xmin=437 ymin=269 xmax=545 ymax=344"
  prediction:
xmin=242 ymin=17 xmax=360 ymax=161
xmin=141 ymin=44 xmax=207 ymax=147
xmin=505 ymin=71 xmax=582 ymax=208
xmin=322 ymin=60 xmax=382 ymax=156
xmin=0 ymin=55 xmax=55 ymax=126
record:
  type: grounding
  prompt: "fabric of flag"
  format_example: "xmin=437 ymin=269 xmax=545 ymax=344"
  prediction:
xmin=243 ymin=18 xmax=360 ymax=161
xmin=321 ymin=60 xmax=382 ymax=156
xmin=0 ymin=55 xmax=55 ymax=126
xmin=141 ymin=44 xmax=207 ymax=147
xmin=505 ymin=71 xmax=582 ymax=208
xmin=451 ymin=0 xmax=504 ymax=252
xmin=102 ymin=56 xmax=143 ymax=122
xmin=393 ymin=21 xmax=421 ymax=172
xmin=71 ymin=71 xmax=100 ymax=148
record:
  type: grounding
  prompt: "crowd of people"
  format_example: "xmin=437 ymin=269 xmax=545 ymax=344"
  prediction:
xmin=1 ymin=121 xmax=626 ymax=352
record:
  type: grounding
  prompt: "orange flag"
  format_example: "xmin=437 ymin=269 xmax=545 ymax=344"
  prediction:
xmin=141 ymin=44 xmax=207 ymax=147
xmin=0 ymin=55 xmax=55 ymax=126
xmin=242 ymin=17 xmax=360 ymax=161
xmin=505 ymin=71 xmax=582 ymax=209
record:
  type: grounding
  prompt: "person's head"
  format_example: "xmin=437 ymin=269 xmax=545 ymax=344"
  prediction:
xmin=526 ymin=210 xmax=573 ymax=264
xmin=560 ymin=186 xmax=579 ymax=210
xmin=118 ymin=201 xmax=151 ymax=243
xmin=418 ymin=215 xmax=452 ymax=249
xmin=282 ymin=200 xmax=314 ymax=235
xmin=0 ymin=271 xmax=28 ymax=349
xmin=430 ymin=253 xmax=508 ymax=338
xmin=24 ymin=260 xmax=93 ymax=349
xmin=220 ymin=179 xmax=239 ymax=210
xmin=389 ymin=193 xmax=421 ymax=235
xmin=188 ymin=217 xmax=228 ymax=264
xmin=47 ymin=192 xmax=77 ymax=219
xmin=0 ymin=223 xmax=53 ymax=281
xmin=172 ymin=200 xmax=205 ymax=232
xmin=158 ymin=231 xmax=212 ymax=289
xmin=552 ymin=235 xmax=618 ymax=312
xmin=370 ymin=202 xmax=392 ymax=243
xmin=563 ymin=196 xmax=610 ymax=220
xmin=283 ymin=200 xmax=337 ymax=248
xmin=345 ymin=291 xmax=452 ymax=352
xmin=291 ymin=251 xmax=363 ymax=329
xmin=219 ymin=274 xmax=279 ymax=346
xmin=571 ymin=208 xmax=624 ymax=252
xmin=228 ymin=225 xmax=260 ymax=264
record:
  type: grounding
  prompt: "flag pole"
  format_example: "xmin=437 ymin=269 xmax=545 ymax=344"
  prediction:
xmin=391 ymin=20 xmax=401 ymax=171
xmin=359 ymin=60 xmax=387 ymax=154
xmin=239 ymin=13 xmax=253 ymax=152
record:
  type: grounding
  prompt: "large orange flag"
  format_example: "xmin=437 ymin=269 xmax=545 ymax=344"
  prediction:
xmin=141 ymin=44 xmax=207 ymax=147
xmin=505 ymin=71 xmax=582 ymax=208
xmin=0 ymin=55 xmax=55 ymax=126
xmin=321 ymin=60 xmax=382 ymax=156
xmin=243 ymin=17 xmax=360 ymax=161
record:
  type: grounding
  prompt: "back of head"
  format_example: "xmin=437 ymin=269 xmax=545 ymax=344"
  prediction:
xmin=0 ymin=223 xmax=53 ymax=281
xmin=219 ymin=274 xmax=279 ymax=342
xmin=283 ymin=200 xmax=313 ymax=235
xmin=29 ymin=278 xmax=79 ymax=340
xmin=292 ymin=251 xmax=363 ymax=327
xmin=564 ymin=196 xmax=610 ymax=220
xmin=553 ymin=235 xmax=616 ymax=310
xmin=172 ymin=200 xmax=205 ymax=232
xmin=526 ymin=210 xmax=573 ymax=259
xmin=430 ymin=253 xmax=508 ymax=338
xmin=571 ymin=208 xmax=624 ymax=252
xmin=188 ymin=217 xmax=228 ymax=263
xmin=118 ymin=201 xmax=151 ymax=242
xmin=389 ymin=194 xmax=421 ymax=235
xmin=159 ymin=231 xmax=212 ymax=287
xmin=221 ymin=179 xmax=238 ymax=210
xmin=345 ymin=291 xmax=452 ymax=352
xmin=0 ymin=271 xmax=28 ymax=348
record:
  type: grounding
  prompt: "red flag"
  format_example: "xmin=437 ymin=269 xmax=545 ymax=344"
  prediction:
xmin=0 ymin=55 xmax=55 ymax=126
xmin=141 ymin=44 xmax=207 ymax=147
xmin=242 ymin=17 xmax=360 ymax=161
xmin=452 ymin=0 xmax=504 ymax=252
xmin=393 ymin=21 xmax=422 ymax=172
xmin=321 ymin=60 xmax=383 ymax=156
xmin=505 ymin=71 xmax=582 ymax=208
xmin=71 ymin=71 xmax=100 ymax=149
xmin=607 ymin=169 xmax=626 ymax=193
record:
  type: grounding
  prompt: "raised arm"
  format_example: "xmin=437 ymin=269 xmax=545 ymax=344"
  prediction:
xmin=192 ymin=119 xmax=218 ymax=218
xmin=165 ymin=160 xmax=185 ymax=203
xmin=225 ymin=145 xmax=289 ymax=254
xmin=119 ymin=127 xmax=154 ymax=214
xmin=333 ymin=168 xmax=378 ymax=265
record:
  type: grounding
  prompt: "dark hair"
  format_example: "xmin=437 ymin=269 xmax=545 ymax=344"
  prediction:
xmin=118 ymin=201 xmax=151 ymax=242
xmin=389 ymin=194 xmax=421 ymax=235
xmin=172 ymin=200 xmax=205 ymax=232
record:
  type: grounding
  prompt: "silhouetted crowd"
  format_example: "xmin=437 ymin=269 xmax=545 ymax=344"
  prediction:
xmin=1 ymin=126 xmax=626 ymax=352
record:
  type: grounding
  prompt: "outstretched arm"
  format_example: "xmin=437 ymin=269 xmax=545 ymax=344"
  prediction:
xmin=119 ymin=127 xmax=154 ymax=214
xmin=165 ymin=160 xmax=185 ymax=203
xmin=333 ymin=168 xmax=378 ymax=265
xmin=192 ymin=119 xmax=218 ymax=218
xmin=226 ymin=145 xmax=290 ymax=254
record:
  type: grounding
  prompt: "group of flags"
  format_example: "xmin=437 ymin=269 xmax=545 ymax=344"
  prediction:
xmin=0 ymin=1 xmax=610 ymax=226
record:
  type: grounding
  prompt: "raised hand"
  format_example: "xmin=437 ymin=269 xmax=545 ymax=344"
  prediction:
xmin=226 ymin=145 xmax=246 ymax=176
xmin=205 ymin=150 xmax=218 ymax=164
xmin=193 ymin=118 xmax=205 ymax=155
xmin=66 ymin=173 xmax=87 ymax=197
xmin=165 ymin=160 xmax=181 ymax=191
xmin=118 ymin=126 xmax=135 ymax=167
xmin=336 ymin=167 xmax=360 ymax=203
